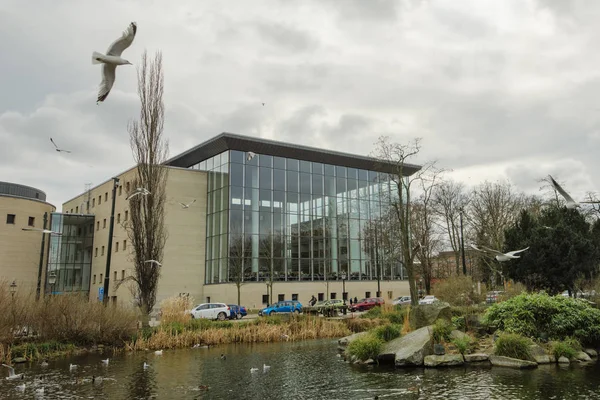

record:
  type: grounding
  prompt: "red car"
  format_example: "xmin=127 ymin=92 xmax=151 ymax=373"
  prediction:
xmin=349 ymin=297 xmax=385 ymax=312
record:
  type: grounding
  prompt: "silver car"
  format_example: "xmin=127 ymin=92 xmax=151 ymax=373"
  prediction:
xmin=392 ymin=296 xmax=411 ymax=306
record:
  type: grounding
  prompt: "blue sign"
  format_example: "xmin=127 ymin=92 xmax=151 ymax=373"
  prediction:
xmin=98 ymin=287 xmax=104 ymax=302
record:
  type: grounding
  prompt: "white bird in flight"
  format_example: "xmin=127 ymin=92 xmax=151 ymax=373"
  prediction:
xmin=144 ymin=260 xmax=162 ymax=267
xmin=22 ymin=228 xmax=62 ymax=235
xmin=50 ymin=138 xmax=71 ymax=153
xmin=250 ymin=367 xmax=259 ymax=373
xmin=179 ymin=199 xmax=196 ymax=209
xmin=92 ymin=22 xmax=138 ymax=104
xmin=263 ymin=364 xmax=270 ymax=372
xmin=101 ymin=358 xmax=109 ymax=365
xmin=247 ymin=152 xmax=256 ymax=161
xmin=126 ymin=187 xmax=150 ymax=201
xmin=2 ymin=364 xmax=23 ymax=380
xmin=548 ymin=175 xmax=600 ymax=209
xmin=470 ymin=244 xmax=530 ymax=262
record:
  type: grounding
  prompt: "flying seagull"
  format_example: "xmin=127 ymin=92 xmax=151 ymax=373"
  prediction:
xmin=548 ymin=175 xmax=600 ymax=209
xmin=470 ymin=244 xmax=530 ymax=262
xmin=247 ymin=152 xmax=256 ymax=161
xmin=50 ymin=138 xmax=71 ymax=153
xmin=126 ymin=187 xmax=150 ymax=201
xmin=145 ymin=260 xmax=162 ymax=267
xmin=22 ymin=228 xmax=62 ymax=235
xmin=179 ymin=199 xmax=196 ymax=209
xmin=2 ymin=364 xmax=23 ymax=380
xmin=92 ymin=22 xmax=138 ymax=104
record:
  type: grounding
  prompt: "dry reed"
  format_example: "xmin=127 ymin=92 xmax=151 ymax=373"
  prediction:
xmin=159 ymin=295 xmax=195 ymax=325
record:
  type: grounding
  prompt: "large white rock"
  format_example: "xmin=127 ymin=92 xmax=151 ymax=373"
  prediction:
xmin=338 ymin=331 xmax=369 ymax=346
xmin=424 ymin=354 xmax=464 ymax=367
xmin=378 ymin=326 xmax=433 ymax=366
xmin=489 ymin=355 xmax=538 ymax=369
xmin=529 ymin=344 xmax=551 ymax=364
xmin=575 ymin=351 xmax=592 ymax=362
xmin=464 ymin=353 xmax=489 ymax=362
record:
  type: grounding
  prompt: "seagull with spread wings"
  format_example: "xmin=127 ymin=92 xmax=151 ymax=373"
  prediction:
xmin=470 ymin=244 xmax=530 ymax=262
xmin=2 ymin=364 xmax=23 ymax=380
xmin=246 ymin=152 xmax=256 ymax=161
xmin=548 ymin=175 xmax=600 ymax=209
xmin=22 ymin=228 xmax=62 ymax=235
xmin=144 ymin=260 xmax=162 ymax=267
xmin=50 ymin=138 xmax=71 ymax=153
xmin=126 ymin=187 xmax=150 ymax=201
xmin=92 ymin=22 xmax=138 ymax=104
xmin=179 ymin=199 xmax=196 ymax=209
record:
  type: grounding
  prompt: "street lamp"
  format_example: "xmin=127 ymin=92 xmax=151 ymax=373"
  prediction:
xmin=459 ymin=207 xmax=467 ymax=275
xmin=103 ymin=177 xmax=120 ymax=306
xmin=341 ymin=272 xmax=347 ymax=304
xmin=9 ymin=280 xmax=17 ymax=299
xmin=48 ymin=272 xmax=57 ymax=296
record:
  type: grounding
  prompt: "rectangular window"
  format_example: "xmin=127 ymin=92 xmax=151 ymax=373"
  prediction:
xmin=121 ymin=270 xmax=125 ymax=280
xmin=98 ymin=196 xmax=101 ymax=205
xmin=95 ymin=247 xmax=98 ymax=257
xmin=123 ymin=240 xmax=127 ymax=250
xmin=92 ymin=198 xmax=95 ymax=207
xmin=103 ymin=219 xmax=106 ymax=229
xmin=343 ymin=292 xmax=348 ymax=301
xmin=75 ymin=206 xmax=79 ymax=213
xmin=126 ymin=182 xmax=130 ymax=192
xmin=100 ymin=274 xmax=103 ymax=282
xmin=365 ymin=291 xmax=371 ymax=298
xmin=278 ymin=294 xmax=285 ymax=302
xmin=118 ymin=186 xmax=122 ymax=196
xmin=105 ymin=192 xmax=108 ymax=202
xmin=6 ymin=214 xmax=15 ymax=224
xmin=101 ymin=246 xmax=105 ymax=256
xmin=292 ymin=293 xmax=299 ymax=301
xmin=93 ymin=275 xmax=96 ymax=284
xmin=70 ymin=209 xmax=73 ymax=213
xmin=96 ymin=221 xmax=100 ymax=231
xmin=331 ymin=292 xmax=337 ymax=299
xmin=262 ymin=294 xmax=269 ymax=304
xmin=28 ymin=216 xmax=35 ymax=227
xmin=115 ymin=242 xmax=119 ymax=252
xmin=125 ymin=210 xmax=128 ymax=221
xmin=318 ymin=293 xmax=324 ymax=301
xmin=114 ymin=271 xmax=117 ymax=281
xmin=117 ymin=213 xmax=121 ymax=223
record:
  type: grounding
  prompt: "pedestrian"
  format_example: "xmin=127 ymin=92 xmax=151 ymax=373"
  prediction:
xmin=349 ymin=298 xmax=353 ymax=306
xmin=354 ymin=296 xmax=358 ymax=304
xmin=309 ymin=295 xmax=317 ymax=306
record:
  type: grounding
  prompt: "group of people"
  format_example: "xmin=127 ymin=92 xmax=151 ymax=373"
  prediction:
xmin=308 ymin=295 xmax=359 ymax=306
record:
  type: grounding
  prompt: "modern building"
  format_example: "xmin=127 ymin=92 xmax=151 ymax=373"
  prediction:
xmin=0 ymin=182 xmax=56 ymax=296
xmin=58 ymin=133 xmax=421 ymax=310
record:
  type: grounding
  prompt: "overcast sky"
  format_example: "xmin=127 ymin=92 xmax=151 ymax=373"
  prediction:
xmin=1 ymin=0 xmax=599 ymax=209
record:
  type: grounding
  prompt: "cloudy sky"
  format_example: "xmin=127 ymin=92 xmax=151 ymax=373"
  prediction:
xmin=1 ymin=0 xmax=599 ymax=208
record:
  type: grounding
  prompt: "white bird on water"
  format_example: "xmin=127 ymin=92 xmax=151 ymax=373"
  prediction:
xmin=179 ymin=199 xmax=196 ymax=209
xmin=470 ymin=244 xmax=530 ymax=262
xmin=548 ymin=175 xmax=600 ymax=209
xmin=69 ymin=363 xmax=78 ymax=371
xmin=50 ymin=138 xmax=71 ymax=153
xmin=101 ymin=358 xmax=109 ymax=365
xmin=2 ymin=364 xmax=23 ymax=380
xmin=93 ymin=22 xmax=138 ymax=104
xmin=143 ymin=362 xmax=150 ymax=369
xmin=22 ymin=228 xmax=62 ymax=235
xmin=16 ymin=383 xmax=25 ymax=391
xmin=154 ymin=350 xmax=163 ymax=356
xmin=250 ymin=367 xmax=259 ymax=373
xmin=263 ymin=364 xmax=270 ymax=372
xmin=126 ymin=187 xmax=150 ymax=201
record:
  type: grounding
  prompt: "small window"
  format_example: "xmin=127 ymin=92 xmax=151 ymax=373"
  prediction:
xmin=93 ymin=275 xmax=96 ymax=284
xmin=331 ymin=292 xmax=337 ymax=300
xmin=365 ymin=291 xmax=371 ymax=298
xmin=28 ymin=216 xmax=35 ymax=227
xmin=98 ymin=196 xmax=102 ymax=205
xmin=125 ymin=210 xmax=129 ymax=221
xmin=101 ymin=246 xmax=105 ymax=256
xmin=118 ymin=186 xmax=122 ymax=196
xmin=6 ymin=214 xmax=15 ymax=224
xmin=114 ymin=271 xmax=117 ymax=281
xmin=75 ymin=206 xmax=79 ymax=213
xmin=126 ymin=182 xmax=130 ymax=192
xmin=115 ymin=242 xmax=119 ymax=252
xmin=96 ymin=221 xmax=99 ymax=231
xmin=103 ymin=219 xmax=106 ymax=229
xmin=123 ymin=240 xmax=127 ymax=250
xmin=262 ymin=294 xmax=269 ymax=304
xmin=121 ymin=270 xmax=125 ymax=280
xmin=318 ymin=293 xmax=324 ymax=301
xmin=92 ymin=198 xmax=95 ymax=207
xmin=292 ymin=293 xmax=298 ymax=301
xmin=117 ymin=213 xmax=121 ymax=223
xmin=105 ymin=192 xmax=108 ymax=202
xmin=95 ymin=247 xmax=98 ymax=257
xmin=387 ymin=291 xmax=393 ymax=300
xmin=278 ymin=294 xmax=284 ymax=302
xmin=100 ymin=274 xmax=103 ymax=281
xmin=70 ymin=209 xmax=73 ymax=213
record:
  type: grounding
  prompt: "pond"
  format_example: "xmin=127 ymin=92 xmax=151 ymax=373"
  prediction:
xmin=1 ymin=339 xmax=600 ymax=399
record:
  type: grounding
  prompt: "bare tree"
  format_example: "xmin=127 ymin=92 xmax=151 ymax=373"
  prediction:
xmin=433 ymin=180 xmax=470 ymax=275
xmin=121 ymin=51 xmax=169 ymax=326
xmin=229 ymin=234 xmax=252 ymax=306
xmin=259 ymin=233 xmax=285 ymax=305
xmin=372 ymin=136 xmax=429 ymax=306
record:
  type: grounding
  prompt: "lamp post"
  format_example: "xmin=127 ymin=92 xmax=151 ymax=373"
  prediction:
xmin=48 ymin=271 xmax=57 ymax=296
xmin=341 ymin=272 xmax=347 ymax=304
xmin=103 ymin=177 xmax=120 ymax=306
xmin=35 ymin=212 xmax=49 ymax=301
xmin=9 ymin=280 xmax=17 ymax=299
xmin=459 ymin=207 xmax=467 ymax=275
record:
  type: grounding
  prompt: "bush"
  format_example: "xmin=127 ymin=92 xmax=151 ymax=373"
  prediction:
xmin=452 ymin=316 xmax=466 ymax=331
xmin=432 ymin=276 xmax=485 ymax=306
xmin=483 ymin=292 xmax=600 ymax=344
xmin=344 ymin=318 xmax=384 ymax=333
xmin=372 ymin=324 xmax=402 ymax=342
xmin=346 ymin=334 xmax=384 ymax=362
xmin=431 ymin=319 xmax=453 ymax=343
xmin=159 ymin=295 xmax=195 ymax=325
xmin=452 ymin=335 xmax=473 ymax=355
xmin=551 ymin=338 xmax=581 ymax=359
xmin=494 ymin=333 xmax=531 ymax=360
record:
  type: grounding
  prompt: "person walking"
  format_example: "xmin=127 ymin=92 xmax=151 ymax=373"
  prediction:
xmin=349 ymin=298 xmax=353 ymax=306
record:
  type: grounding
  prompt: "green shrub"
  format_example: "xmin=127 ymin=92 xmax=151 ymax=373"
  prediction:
xmin=494 ymin=333 xmax=531 ymax=360
xmin=483 ymin=292 xmax=600 ymax=344
xmin=346 ymin=334 xmax=384 ymax=361
xmin=452 ymin=335 xmax=473 ymax=355
xmin=372 ymin=324 xmax=402 ymax=342
xmin=360 ymin=307 xmax=383 ymax=319
xmin=551 ymin=338 xmax=581 ymax=359
xmin=432 ymin=319 xmax=453 ymax=343
xmin=452 ymin=316 xmax=466 ymax=331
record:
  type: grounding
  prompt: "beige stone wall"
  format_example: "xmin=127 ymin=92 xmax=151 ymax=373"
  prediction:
xmin=0 ymin=196 xmax=55 ymax=294
xmin=63 ymin=166 xmax=207 ymax=308
xmin=201 ymin=280 xmax=410 ymax=309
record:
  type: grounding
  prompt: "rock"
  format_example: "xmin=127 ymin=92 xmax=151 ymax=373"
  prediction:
xmin=575 ymin=351 xmax=592 ymax=362
xmin=424 ymin=354 xmax=464 ymax=367
xmin=558 ymin=356 xmax=570 ymax=364
xmin=584 ymin=348 xmax=598 ymax=358
xmin=529 ymin=344 xmax=551 ymax=364
xmin=434 ymin=343 xmax=446 ymax=355
xmin=338 ymin=331 xmax=369 ymax=346
xmin=12 ymin=357 xmax=27 ymax=364
xmin=548 ymin=355 xmax=556 ymax=363
xmin=409 ymin=303 xmax=452 ymax=330
xmin=489 ymin=355 xmax=538 ymax=369
xmin=450 ymin=330 xmax=470 ymax=341
xmin=378 ymin=326 xmax=433 ymax=366
xmin=464 ymin=353 xmax=489 ymax=362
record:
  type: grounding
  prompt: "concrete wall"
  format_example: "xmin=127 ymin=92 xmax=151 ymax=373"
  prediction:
xmin=0 ymin=195 xmax=55 ymax=294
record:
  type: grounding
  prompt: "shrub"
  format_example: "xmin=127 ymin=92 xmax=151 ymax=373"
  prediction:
xmin=551 ymin=338 xmax=581 ymax=359
xmin=432 ymin=276 xmax=485 ymax=306
xmin=344 ymin=318 xmax=384 ymax=333
xmin=483 ymin=292 xmax=600 ymax=344
xmin=159 ymin=295 xmax=195 ymax=325
xmin=494 ymin=333 xmax=531 ymax=360
xmin=346 ymin=334 xmax=384 ymax=362
xmin=452 ymin=335 xmax=473 ymax=355
xmin=452 ymin=316 xmax=466 ymax=331
xmin=372 ymin=324 xmax=402 ymax=342
xmin=431 ymin=319 xmax=453 ymax=343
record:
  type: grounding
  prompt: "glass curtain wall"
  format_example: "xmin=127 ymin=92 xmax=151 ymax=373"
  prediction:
xmin=46 ymin=213 xmax=94 ymax=294
xmin=192 ymin=150 xmax=408 ymax=284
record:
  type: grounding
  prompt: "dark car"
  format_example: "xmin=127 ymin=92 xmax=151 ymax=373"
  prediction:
xmin=349 ymin=297 xmax=385 ymax=312
xmin=227 ymin=304 xmax=248 ymax=319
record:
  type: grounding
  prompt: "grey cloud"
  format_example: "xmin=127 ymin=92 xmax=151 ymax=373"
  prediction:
xmin=253 ymin=22 xmax=319 ymax=53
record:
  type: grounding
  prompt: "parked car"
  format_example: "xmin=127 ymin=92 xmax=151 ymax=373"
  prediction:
xmin=349 ymin=297 xmax=385 ymax=312
xmin=314 ymin=299 xmax=345 ymax=313
xmin=392 ymin=296 xmax=412 ymax=306
xmin=486 ymin=291 xmax=504 ymax=304
xmin=238 ymin=305 xmax=248 ymax=318
xmin=418 ymin=295 xmax=439 ymax=305
xmin=227 ymin=304 xmax=248 ymax=319
xmin=190 ymin=303 xmax=230 ymax=321
xmin=259 ymin=300 xmax=302 ymax=316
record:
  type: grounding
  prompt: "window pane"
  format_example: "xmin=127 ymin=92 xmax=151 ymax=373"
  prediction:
xmin=312 ymin=174 xmax=323 ymax=195
xmin=347 ymin=168 xmax=358 ymax=180
xmin=231 ymin=209 xmax=243 ymax=234
xmin=231 ymin=186 xmax=243 ymax=209
xmin=336 ymin=166 xmax=346 ymax=178
xmin=273 ymin=169 xmax=285 ymax=191
xmin=287 ymin=170 xmax=298 ymax=192
xmin=300 ymin=173 xmax=311 ymax=193
xmin=325 ymin=176 xmax=336 ymax=196
xmin=230 ymin=150 xmax=244 ymax=164
xmin=312 ymin=162 xmax=323 ymax=175
xmin=273 ymin=156 xmax=286 ymax=169
xmin=300 ymin=160 xmax=311 ymax=173
xmin=287 ymin=158 xmax=299 ymax=171
xmin=259 ymin=167 xmax=272 ymax=189
xmin=245 ymin=165 xmax=258 ymax=188
xmin=324 ymin=164 xmax=335 ymax=176
xmin=260 ymin=155 xmax=273 ymax=168
xmin=336 ymin=177 xmax=346 ymax=193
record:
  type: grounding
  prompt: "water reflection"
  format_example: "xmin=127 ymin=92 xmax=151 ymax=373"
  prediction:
xmin=1 ymin=340 xmax=599 ymax=399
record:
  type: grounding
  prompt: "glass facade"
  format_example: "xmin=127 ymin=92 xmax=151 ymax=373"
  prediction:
xmin=192 ymin=150 xmax=407 ymax=284
xmin=46 ymin=213 xmax=94 ymax=294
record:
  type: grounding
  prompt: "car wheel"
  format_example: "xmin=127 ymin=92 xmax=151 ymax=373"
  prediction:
xmin=294 ymin=309 xmax=300 ymax=314
xmin=190 ymin=314 xmax=195 ymax=319
xmin=236 ymin=313 xmax=242 ymax=320
xmin=217 ymin=312 xmax=226 ymax=321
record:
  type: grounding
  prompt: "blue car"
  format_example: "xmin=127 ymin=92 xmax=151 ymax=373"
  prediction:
xmin=259 ymin=300 xmax=302 ymax=316
xmin=227 ymin=304 xmax=248 ymax=320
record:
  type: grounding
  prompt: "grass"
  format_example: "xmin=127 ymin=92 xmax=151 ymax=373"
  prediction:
xmin=551 ymin=338 xmax=581 ymax=359
xmin=431 ymin=319 xmax=453 ymax=343
xmin=345 ymin=334 xmax=384 ymax=362
xmin=494 ymin=333 xmax=532 ymax=360
xmin=452 ymin=335 xmax=474 ymax=355
xmin=372 ymin=324 xmax=402 ymax=342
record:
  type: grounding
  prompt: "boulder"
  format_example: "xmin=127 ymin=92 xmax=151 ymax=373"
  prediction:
xmin=489 ymin=355 xmax=537 ymax=369
xmin=548 ymin=354 xmax=556 ymax=363
xmin=378 ymin=326 xmax=433 ymax=366
xmin=575 ymin=351 xmax=592 ymax=362
xmin=409 ymin=303 xmax=452 ymax=330
xmin=434 ymin=343 xmax=446 ymax=355
xmin=529 ymin=344 xmax=551 ymax=364
xmin=558 ymin=356 xmax=570 ymax=364
xmin=12 ymin=357 xmax=27 ymax=364
xmin=450 ymin=330 xmax=471 ymax=341
xmin=338 ymin=331 xmax=369 ymax=347
xmin=584 ymin=348 xmax=598 ymax=358
xmin=424 ymin=354 xmax=464 ymax=367
xmin=464 ymin=353 xmax=489 ymax=362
